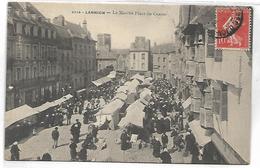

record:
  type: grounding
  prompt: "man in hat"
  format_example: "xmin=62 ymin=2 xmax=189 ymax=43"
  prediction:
xmin=160 ymin=148 xmax=172 ymax=163
xmin=51 ymin=127 xmax=59 ymax=148
xmin=161 ymin=132 xmax=168 ymax=149
xmin=152 ymin=138 xmax=161 ymax=158
xmin=69 ymin=139 xmax=77 ymax=161
xmin=120 ymin=130 xmax=130 ymax=151
xmin=10 ymin=141 xmax=20 ymax=160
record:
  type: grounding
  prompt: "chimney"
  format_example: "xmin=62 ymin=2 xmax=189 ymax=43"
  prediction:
xmin=82 ymin=19 xmax=87 ymax=32
xmin=23 ymin=11 xmax=29 ymax=18
xmin=53 ymin=15 xmax=65 ymax=26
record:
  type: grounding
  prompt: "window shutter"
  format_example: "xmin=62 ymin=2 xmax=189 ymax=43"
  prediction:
xmin=221 ymin=90 xmax=228 ymax=121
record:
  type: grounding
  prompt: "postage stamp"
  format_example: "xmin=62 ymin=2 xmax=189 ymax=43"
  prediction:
xmin=215 ymin=7 xmax=251 ymax=50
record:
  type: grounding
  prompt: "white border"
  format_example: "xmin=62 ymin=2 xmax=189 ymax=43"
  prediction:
xmin=1 ymin=1 xmax=260 ymax=168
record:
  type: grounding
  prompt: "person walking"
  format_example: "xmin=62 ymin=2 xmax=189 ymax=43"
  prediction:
xmin=78 ymin=146 xmax=87 ymax=161
xmin=10 ymin=141 xmax=20 ymax=161
xmin=51 ymin=127 xmax=59 ymax=149
xmin=160 ymin=148 xmax=172 ymax=163
xmin=152 ymin=138 xmax=161 ymax=158
xmin=161 ymin=132 xmax=168 ymax=149
xmin=69 ymin=140 xmax=78 ymax=161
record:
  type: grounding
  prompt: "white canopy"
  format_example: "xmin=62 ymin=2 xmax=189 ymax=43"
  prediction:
xmin=92 ymin=76 xmax=112 ymax=86
xmin=107 ymin=71 xmax=116 ymax=79
xmin=114 ymin=92 xmax=128 ymax=102
xmin=34 ymin=102 xmax=53 ymax=112
xmin=140 ymin=88 xmax=152 ymax=99
xmin=116 ymin=85 xmax=128 ymax=94
xmin=118 ymin=99 xmax=145 ymax=128
xmin=189 ymin=120 xmax=211 ymax=146
xmin=130 ymin=74 xmax=145 ymax=82
xmin=183 ymin=97 xmax=192 ymax=109
xmin=5 ymin=104 xmax=38 ymax=128
xmin=95 ymin=99 xmax=124 ymax=116
xmin=94 ymin=99 xmax=124 ymax=129
xmin=127 ymin=79 xmax=140 ymax=93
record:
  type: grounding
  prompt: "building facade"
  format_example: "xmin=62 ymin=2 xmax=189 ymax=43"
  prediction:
xmin=152 ymin=43 xmax=176 ymax=80
xmin=53 ymin=15 xmax=97 ymax=91
xmin=175 ymin=5 xmax=252 ymax=164
xmin=6 ymin=2 xmax=60 ymax=110
xmin=128 ymin=36 xmax=152 ymax=76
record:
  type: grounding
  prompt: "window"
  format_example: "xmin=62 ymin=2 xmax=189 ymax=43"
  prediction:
xmin=33 ymin=45 xmax=38 ymax=59
xmin=61 ymin=53 xmax=64 ymax=62
xmin=133 ymin=54 xmax=135 ymax=60
xmin=16 ymin=43 xmax=22 ymax=59
xmin=141 ymin=63 xmax=145 ymax=69
xmin=45 ymin=29 xmax=48 ymax=38
xmin=30 ymin=26 xmax=33 ymax=36
xmin=212 ymin=82 xmax=228 ymax=121
xmin=22 ymin=24 xmax=26 ymax=35
xmin=158 ymin=57 xmax=160 ymax=63
xmin=33 ymin=67 xmax=37 ymax=78
xmin=16 ymin=68 xmax=21 ymax=80
xmin=38 ymin=27 xmax=42 ymax=37
xmin=141 ymin=53 xmax=145 ymax=60
xmin=41 ymin=46 xmax=45 ymax=59
xmin=206 ymin=29 xmax=223 ymax=62
xmin=25 ymin=67 xmax=29 ymax=79
xmin=163 ymin=57 xmax=166 ymax=62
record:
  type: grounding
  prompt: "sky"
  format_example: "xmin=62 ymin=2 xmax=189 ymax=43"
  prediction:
xmin=33 ymin=2 xmax=179 ymax=49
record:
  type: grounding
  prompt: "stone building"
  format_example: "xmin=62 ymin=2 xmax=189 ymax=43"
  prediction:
xmin=151 ymin=43 xmax=176 ymax=80
xmin=6 ymin=2 xmax=60 ymax=110
xmin=175 ymin=5 xmax=252 ymax=164
xmin=53 ymin=16 xmax=97 ymax=91
xmin=128 ymin=36 xmax=152 ymax=76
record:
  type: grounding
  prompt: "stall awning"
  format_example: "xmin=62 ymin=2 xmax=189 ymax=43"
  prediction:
xmin=5 ymin=104 xmax=38 ymax=128
xmin=92 ymin=76 xmax=112 ymax=86
xmin=64 ymin=94 xmax=73 ymax=99
xmin=107 ymin=71 xmax=116 ymax=79
xmin=189 ymin=120 xmax=211 ymax=146
xmin=34 ymin=102 xmax=53 ymax=112
xmin=76 ymin=89 xmax=86 ymax=94
xmin=130 ymin=74 xmax=145 ymax=82
xmin=114 ymin=92 xmax=128 ymax=102
xmin=118 ymin=99 xmax=145 ymax=128
xmin=116 ymin=85 xmax=128 ymax=94
xmin=183 ymin=97 xmax=192 ymax=109
xmin=51 ymin=95 xmax=72 ymax=107
xmin=95 ymin=99 xmax=124 ymax=116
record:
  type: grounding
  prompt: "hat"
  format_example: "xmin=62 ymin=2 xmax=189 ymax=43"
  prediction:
xmin=55 ymin=127 xmax=58 ymax=130
xmin=163 ymin=148 xmax=168 ymax=152
xmin=13 ymin=141 xmax=18 ymax=145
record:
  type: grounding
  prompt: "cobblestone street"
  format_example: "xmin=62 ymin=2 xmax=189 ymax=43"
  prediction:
xmin=5 ymin=114 xmax=191 ymax=163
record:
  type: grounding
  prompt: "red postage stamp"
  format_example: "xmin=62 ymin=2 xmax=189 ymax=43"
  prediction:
xmin=215 ymin=7 xmax=251 ymax=50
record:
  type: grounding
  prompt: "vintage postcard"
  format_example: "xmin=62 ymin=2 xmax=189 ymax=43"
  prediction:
xmin=5 ymin=1 xmax=252 ymax=164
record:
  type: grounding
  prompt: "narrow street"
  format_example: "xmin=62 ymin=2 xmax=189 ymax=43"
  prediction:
xmin=5 ymin=113 xmax=191 ymax=163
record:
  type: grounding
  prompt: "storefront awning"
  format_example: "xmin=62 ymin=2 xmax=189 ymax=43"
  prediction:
xmin=189 ymin=120 xmax=211 ymax=146
xmin=34 ymin=102 xmax=53 ymax=113
xmin=92 ymin=76 xmax=112 ymax=86
xmin=5 ymin=104 xmax=39 ymax=128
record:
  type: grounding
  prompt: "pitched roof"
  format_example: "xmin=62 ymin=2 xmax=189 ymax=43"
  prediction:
xmin=151 ymin=43 xmax=175 ymax=54
xmin=53 ymin=24 xmax=72 ymax=49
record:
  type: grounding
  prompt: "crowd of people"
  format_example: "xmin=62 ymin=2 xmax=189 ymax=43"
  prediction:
xmin=9 ymin=75 xmax=201 ymax=164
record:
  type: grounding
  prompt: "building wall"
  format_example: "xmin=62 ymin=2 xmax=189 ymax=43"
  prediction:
xmin=97 ymin=59 xmax=117 ymax=72
xmin=210 ymin=51 xmax=251 ymax=163
xmin=129 ymin=51 xmax=149 ymax=71
xmin=6 ymin=2 xmax=60 ymax=110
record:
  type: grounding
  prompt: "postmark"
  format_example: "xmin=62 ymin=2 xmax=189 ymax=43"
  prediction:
xmin=215 ymin=7 xmax=251 ymax=50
